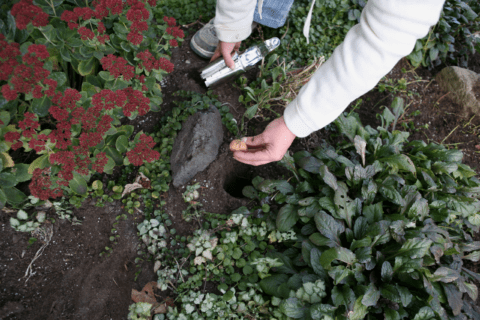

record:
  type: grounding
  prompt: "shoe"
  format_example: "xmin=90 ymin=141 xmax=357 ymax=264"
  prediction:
xmin=190 ymin=18 xmax=218 ymax=59
xmin=190 ymin=19 xmax=258 ymax=59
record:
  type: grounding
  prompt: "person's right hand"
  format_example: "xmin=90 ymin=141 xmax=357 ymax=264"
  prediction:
xmin=210 ymin=41 xmax=241 ymax=69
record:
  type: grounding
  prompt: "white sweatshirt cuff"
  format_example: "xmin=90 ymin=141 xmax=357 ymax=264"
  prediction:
xmin=214 ymin=21 xmax=253 ymax=43
xmin=284 ymin=98 xmax=316 ymax=138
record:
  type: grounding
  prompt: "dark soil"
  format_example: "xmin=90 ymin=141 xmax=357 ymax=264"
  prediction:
xmin=1 ymin=23 xmax=480 ymax=319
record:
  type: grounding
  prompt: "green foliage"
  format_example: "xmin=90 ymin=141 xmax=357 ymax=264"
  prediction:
xmin=407 ymin=0 xmax=480 ymax=68
xmin=154 ymin=0 xmax=216 ymax=25
xmin=128 ymin=302 xmax=152 ymax=320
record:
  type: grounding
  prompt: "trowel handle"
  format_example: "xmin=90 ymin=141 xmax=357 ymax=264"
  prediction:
xmin=200 ymin=52 xmax=239 ymax=80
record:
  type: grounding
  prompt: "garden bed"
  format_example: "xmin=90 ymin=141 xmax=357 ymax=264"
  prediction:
xmin=1 ymin=22 xmax=480 ymax=320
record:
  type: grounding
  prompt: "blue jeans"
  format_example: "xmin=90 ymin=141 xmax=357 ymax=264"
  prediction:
xmin=253 ymin=0 xmax=295 ymax=28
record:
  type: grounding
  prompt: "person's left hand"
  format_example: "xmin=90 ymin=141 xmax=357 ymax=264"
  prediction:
xmin=210 ymin=40 xmax=241 ymax=69
xmin=230 ymin=116 xmax=296 ymax=166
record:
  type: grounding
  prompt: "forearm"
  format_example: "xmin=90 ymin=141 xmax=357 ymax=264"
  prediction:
xmin=214 ymin=0 xmax=257 ymax=42
xmin=284 ymin=0 xmax=445 ymax=137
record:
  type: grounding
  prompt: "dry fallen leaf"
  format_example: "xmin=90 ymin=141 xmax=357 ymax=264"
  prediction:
xmin=121 ymin=182 xmax=143 ymax=198
xmin=131 ymin=281 xmax=158 ymax=304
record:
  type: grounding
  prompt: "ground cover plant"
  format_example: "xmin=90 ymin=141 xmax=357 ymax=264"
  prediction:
xmin=126 ymin=98 xmax=480 ymax=319
xmin=0 ymin=0 xmax=184 ymax=209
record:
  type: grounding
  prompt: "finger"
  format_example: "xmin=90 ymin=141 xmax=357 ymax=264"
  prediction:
xmin=233 ymin=155 xmax=271 ymax=166
xmin=232 ymin=148 xmax=273 ymax=163
xmin=233 ymin=41 xmax=241 ymax=53
xmin=244 ymin=135 xmax=267 ymax=148
xmin=210 ymin=47 xmax=222 ymax=62
xmin=221 ymin=42 xmax=236 ymax=69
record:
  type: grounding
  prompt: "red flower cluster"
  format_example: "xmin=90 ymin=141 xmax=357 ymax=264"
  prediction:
xmin=126 ymin=134 xmax=159 ymax=166
xmin=92 ymin=152 xmax=109 ymax=173
xmin=92 ymin=89 xmax=127 ymax=114
xmin=122 ymin=87 xmax=150 ymax=117
xmin=1 ymin=43 xmax=53 ymax=101
xmin=4 ymin=131 xmax=22 ymax=150
xmin=100 ymin=55 xmax=135 ymax=81
xmin=163 ymin=16 xmax=176 ymax=27
xmin=169 ymin=39 xmax=178 ymax=47
xmin=125 ymin=0 xmax=150 ymax=46
xmin=0 ymin=36 xmax=21 ymax=82
xmin=136 ymin=51 xmax=174 ymax=73
xmin=18 ymin=112 xmax=40 ymax=139
xmin=167 ymin=26 xmax=184 ymax=39
xmin=78 ymin=27 xmax=95 ymax=40
xmin=61 ymin=6 xmax=95 ymax=30
xmin=94 ymin=0 xmax=124 ymax=19
xmin=29 ymin=168 xmax=64 ymax=200
xmin=11 ymin=0 xmax=49 ymax=30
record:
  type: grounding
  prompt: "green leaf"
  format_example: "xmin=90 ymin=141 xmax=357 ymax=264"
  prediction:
xmin=78 ymin=57 xmax=96 ymax=76
xmin=396 ymin=238 xmax=433 ymax=259
xmin=331 ymin=285 xmax=355 ymax=308
xmin=362 ymin=284 xmax=380 ymax=307
xmin=396 ymin=285 xmax=412 ymax=307
xmin=320 ymin=165 xmax=337 ymax=190
xmin=385 ymin=309 xmax=400 ymax=320
xmin=113 ymin=22 xmax=128 ymax=34
xmin=279 ymin=298 xmax=306 ymax=319
xmin=104 ymin=146 xmax=123 ymax=165
xmin=380 ymin=284 xmax=400 ymax=303
xmin=0 ymin=189 xmax=6 ymax=209
xmin=31 ymin=96 xmax=52 ymax=117
xmin=320 ymin=247 xmax=356 ymax=270
xmin=115 ymin=135 xmax=128 ymax=153
xmin=412 ymin=306 xmax=435 ymax=320
xmin=442 ymin=283 xmax=462 ymax=316
xmin=310 ymin=248 xmax=327 ymax=279
xmin=363 ymin=202 xmax=383 ymax=223
xmin=49 ymin=72 xmax=67 ymax=87
xmin=99 ymin=71 xmax=114 ymax=81
xmin=334 ymin=114 xmax=359 ymax=142
xmin=17 ymin=209 xmax=28 ymax=220
xmin=242 ymin=186 xmax=258 ymax=199
xmin=69 ymin=172 xmax=88 ymax=195
xmin=350 ymin=296 xmax=368 ymax=320
xmin=0 ymin=111 xmax=11 ymax=127
xmin=379 ymin=154 xmax=415 ymax=174
xmin=334 ymin=182 xmax=355 ymax=228
xmin=0 ymin=172 xmax=17 ymax=188
xmin=4 ymin=187 xmax=26 ymax=205
xmin=381 ymin=261 xmax=393 ymax=282
xmin=310 ymin=304 xmax=336 ymax=319
xmin=28 ymin=154 xmax=50 ymax=174
xmin=463 ymin=282 xmax=478 ymax=301
xmin=276 ymin=204 xmax=298 ymax=232
xmin=432 ymin=267 xmax=460 ymax=283
xmin=314 ymin=211 xmax=344 ymax=247
xmin=260 ymin=274 xmax=289 ymax=298
xmin=244 ymin=104 xmax=258 ymax=119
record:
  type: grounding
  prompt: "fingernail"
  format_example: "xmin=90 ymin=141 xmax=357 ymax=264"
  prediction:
xmin=241 ymin=137 xmax=247 ymax=142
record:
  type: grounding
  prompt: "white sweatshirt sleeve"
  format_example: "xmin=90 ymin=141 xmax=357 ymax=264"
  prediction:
xmin=214 ymin=0 xmax=257 ymax=42
xmin=284 ymin=0 xmax=445 ymax=137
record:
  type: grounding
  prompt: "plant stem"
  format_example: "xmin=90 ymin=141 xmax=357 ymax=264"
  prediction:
xmin=48 ymin=0 xmax=57 ymax=17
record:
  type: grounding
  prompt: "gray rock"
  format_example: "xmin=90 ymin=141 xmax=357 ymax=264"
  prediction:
xmin=436 ymin=66 xmax=480 ymax=113
xmin=171 ymin=106 xmax=223 ymax=187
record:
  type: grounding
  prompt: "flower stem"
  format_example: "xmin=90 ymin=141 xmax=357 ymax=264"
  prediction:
xmin=48 ymin=0 xmax=57 ymax=17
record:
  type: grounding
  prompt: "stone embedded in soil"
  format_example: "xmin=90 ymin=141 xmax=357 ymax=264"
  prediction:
xmin=436 ymin=66 xmax=480 ymax=114
xmin=170 ymin=105 xmax=223 ymax=188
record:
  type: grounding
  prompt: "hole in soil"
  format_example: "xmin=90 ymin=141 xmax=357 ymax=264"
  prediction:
xmin=224 ymin=175 xmax=252 ymax=198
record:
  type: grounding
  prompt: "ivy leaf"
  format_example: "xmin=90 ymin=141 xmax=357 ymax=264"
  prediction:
xmin=276 ymin=204 xmax=299 ymax=232
xmin=314 ymin=211 xmax=344 ymax=247
xmin=332 ymin=285 xmax=355 ymax=308
xmin=361 ymin=284 xmax=380 ymax=307
xmin=279 ymin=297 xmax=306 ymax=319
xmin=396 ymin=238 xmax=433 ymax=259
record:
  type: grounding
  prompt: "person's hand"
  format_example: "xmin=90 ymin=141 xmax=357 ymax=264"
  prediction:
xmin=210 ymin=41 xmax=241 ymax=69
xmin=230 ymin=116 xmax=296 ymax=166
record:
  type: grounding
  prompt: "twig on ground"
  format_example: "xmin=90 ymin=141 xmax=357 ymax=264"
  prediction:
xmin=182 ymin=16 xmax=203 ymax=28
xmin=441 ymin=124 xmax=459 ymax=145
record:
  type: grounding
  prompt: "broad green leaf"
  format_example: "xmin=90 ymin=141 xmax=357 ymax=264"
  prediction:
xmin=361 ymin=284 xmax=380 ymax=307
xmin=413 ymin=307 xmax=435 ymax=320
xmin=334 ymin=114 xmax=359 ymax=142
xmin=442 ymin=283 xmax=462 ymax=316
xmin=28 ymin=154 xmax=50 ymax=174
xmin=69 ymin=172 xmax=88 ymax=195
xmin=407 ymin=198 xmax=429 ymax=221
xmin=349 ymin=296 xmax=368 ymax=320
xmin=320 ymin=247 xmax=356 ymax=270
xmin=363 ymin=202 xmax=383 ymax=223
xmin=279 ymin=298 xmax=306 ymax=319
xmin=396 ymin=238 xmax=432 ymax=259
xmin=4 ymin=187 xmax=26 ymax=205
xmin=259 ymin=274 xmax=289 ymax=298
xmin=314 ymin=211 xmax=344 ymax=247
xmin=0 ymin=189 xmax=6 ymax=209
xmin=380 ymin=284 xmax=400 ymax=303
xmin=331 ymin=285 xmax=355 ymax=308
xmin=242 ymin=186 xmax=258 ymax=199
xmin=381 ymin=261 xmax=393 ymax=282
xmin=334 ymin=182 xmax=355 ymax=228
xmin=115 ymin=135 xmax=128 ymax=153
xmin=396 ymin=285 xmax=412 ymax=307
xmin=463 ymin=282 xmax=478 ymax=301
xmin=113 ymin=22 xmax=128 ymax=34
xmin=276 ymin=204 xmax=298 ymax=232
xmin=463 ymin=250 xmax=480 ymax=262
xmin=31 ymin=96 xmax=52 ymax=117
xmin=384 ymin=309 xmax=400 ymax=320
xmin=92 ymin=180 xmax=103 ymax=190
xmin=0 ymin=172 xmax=16 ymax=188
xmin=355 ymin=247 xmax=371 ymax=264
xmin=49 ymin=72 xmax=67 ymax=87
xmin=0 ymin=111 xmax=11 ymax=127
xmin=309 ymin=233 xmax=336 ymax=247
xmin=104 ymin=146 xmax=123 ymax=166
xmin=350 ymin=237 xmax=371 ymax=251
xmin=310 ymin=248 xmax=327 ymax=279
xmin=297 ymin=155 xmax=322 ymax=173
xmin=320 ymin=165 xmax=337 ymax=190
xmin=78 ymin=57 xmax=96 ymax=76
xmin=432 ymin=267 xmax=460 ymax=283
xmin=310 ymin=304 xmax=336 ymax=319
xmin=379 ymin=184 xmax=404 ymax=206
